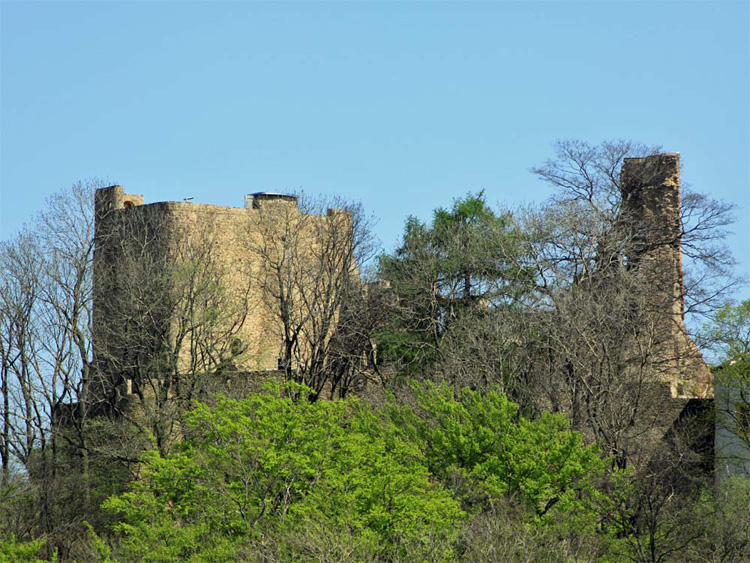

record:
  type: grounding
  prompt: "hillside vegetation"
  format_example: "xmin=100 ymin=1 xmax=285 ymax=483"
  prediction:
xmin=1 ymin=141 xmax=748 ymax=562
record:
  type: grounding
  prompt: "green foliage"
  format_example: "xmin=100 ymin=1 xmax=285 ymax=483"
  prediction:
xmin=431 ymin=191 xmax=532 ymax=301
xmin=706 ymin=300 xmax=750 ymax=450
xmin=702 ymin=476 xmax=750 ymax=561
xmin=385 ymin=382 xmax=606 ymax=521
xmin=102 ymin=380 xmax=619 ymax=561
xmin=0 ymin=453 xmax=126 ymax=562
xmin=0 ymin=535 xmax=53 ymax=563
xmin=109 ymin=379 xmax=739 ymax=561
xmin=714 ymin=356 xmax=750 ymax=447
xmin=702 ymin=299 xmax=750 ymax=363
xmin=104 ymin=380 xmax=464 ymax=561
xmin=377 ymin=192 xmax=534 ymax=372
xmin=79 ymin=522 xmax=113 ymax=563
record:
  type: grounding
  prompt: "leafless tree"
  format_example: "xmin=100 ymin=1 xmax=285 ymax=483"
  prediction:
xmin=515 ymin=234 xmax=675 ymax=465
xmin=532 ymin=139 xmax=739 ymax=317
xmin=0 ymin=181 xmax=98 ymax=468
xmin=513 ymin=140 xmax=738 ymax=467
xmin=245 ymin=194 xmax=377 ymax=400
xmin=601 ymin=430 xmax=717 ymax=563
xmin=94 ymin=204 xmax=252 ymax=456
xmin=0 ymin=180 xmax=101 ymax=555
xmin=0 ymin=231 xmax=43 ymax=474
xmin=325 ymin=273 xmax=392 ymax=398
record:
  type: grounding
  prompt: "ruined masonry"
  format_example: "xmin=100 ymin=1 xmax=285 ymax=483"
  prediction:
xmin=621 ymin=153 xmax=712 ymax=398
xmin=91 ymin=153 xmax=712 ymax=404
xmin=92 ymin=187 xmax=343 ymax=402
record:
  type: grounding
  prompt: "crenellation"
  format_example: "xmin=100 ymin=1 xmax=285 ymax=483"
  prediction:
xmin=92 ymin=188 xmax=350 ymax=401
xmin=91 ymin=159 xmax=712 ymax=405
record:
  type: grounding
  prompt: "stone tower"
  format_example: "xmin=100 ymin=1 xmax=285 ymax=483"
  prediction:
xmin=91 ymin=186 xmax=352 ymax=403
xmin=620 ymin=153 xmax=712 ymax=398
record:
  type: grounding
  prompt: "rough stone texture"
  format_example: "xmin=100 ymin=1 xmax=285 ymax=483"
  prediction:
xmin=620 ymin=153 xmax=713 ymax=398
xmin=92 ymin=186 xmax=347 ymax=399
xmin=93 ymin=159 xmax=712 ymax=406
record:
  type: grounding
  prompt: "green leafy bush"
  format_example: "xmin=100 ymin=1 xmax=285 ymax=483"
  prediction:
xmin=0 ymin=535 xmax=53 ymax=563
xmin=104 ymin=380 xmax=612 ymax=561
xmin=104 ymin=381 xmax=463 ymax=561
xmin=386 ymin=382 xmax=606 ymax=519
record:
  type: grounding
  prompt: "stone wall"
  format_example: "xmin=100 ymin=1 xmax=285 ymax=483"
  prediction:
xmin=93 ymin=159 xmax=712 ymax=403
xmin=620 ymin=154 xmax=712 ymax=398
xmin=92 ymin=186 xmax=350 ymax=399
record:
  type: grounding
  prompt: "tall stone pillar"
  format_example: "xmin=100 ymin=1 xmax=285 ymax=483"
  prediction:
xmin=621 ymin=153 xmax=684 ymax=319
xmin=620 ymin=153 xmax=712 ymax=398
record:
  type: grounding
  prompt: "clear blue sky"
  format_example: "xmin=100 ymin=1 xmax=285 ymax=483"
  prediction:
xmin=2 ymin=1 xmax=748 ymax=298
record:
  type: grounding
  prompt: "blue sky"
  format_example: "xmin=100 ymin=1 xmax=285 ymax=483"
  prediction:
xmin=1 ymin=1 xmax=748 ymax=299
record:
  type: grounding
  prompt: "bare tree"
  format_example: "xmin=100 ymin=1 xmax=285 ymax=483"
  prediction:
xmin=0 ymin=231 xmax=43 ymax=473
xmin=514 ymin=227 xmax=676 ymax=466
xmin=0 ymin=182 xmax=98 ymax=469
xmin=325 ymin=272 xmax=392 ymax=398
xmin=93 ymin=202 xmax=251 ymax=456
xmin=532 ymin=139 xmax=739 ymax=317
xmin=245 ymin=193 xmax=377 ymax=400
xmin=0 ymin=180 xmax=102 ymax=556
xmin=601 ymin=408 xmax=719 ymax=563
xmin=514 ymin=140 xmax=737 ymax=467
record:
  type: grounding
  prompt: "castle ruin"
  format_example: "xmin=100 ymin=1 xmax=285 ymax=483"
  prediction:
xmin=620 ymin=153 xmax=713 ymax=398
xmin=92 ymin=186 xmax=354 ymax=404
xmin=90 ymin=153 xmax=712 ymax=407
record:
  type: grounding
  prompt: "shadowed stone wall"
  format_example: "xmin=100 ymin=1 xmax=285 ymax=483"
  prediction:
xmin=92 ymin=186 xmax=348 ymax=401
xmin=620 ymin=154 xmax=712 ymax=398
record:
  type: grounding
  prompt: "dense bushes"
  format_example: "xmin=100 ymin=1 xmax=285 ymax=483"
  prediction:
xmin=96 ymin=381 xmax=607 ymax=561
xmin=2 ymin=380 xmax=748 ymax=561
xmin=103 ymin=381 xmax=462 ymax=561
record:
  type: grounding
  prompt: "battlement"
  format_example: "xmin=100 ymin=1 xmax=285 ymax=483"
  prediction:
xmin=94 ymin=185 xmax=145 ymax=214
xmin=92 ymin=188 xmax=348 ymax=221
xmin=244 ymin=192 xmax=298 ymax=209
xmin=91 ymin=185 xmax=354 ymax=404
